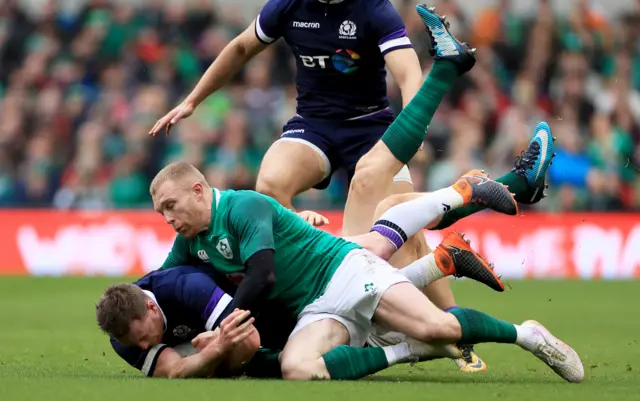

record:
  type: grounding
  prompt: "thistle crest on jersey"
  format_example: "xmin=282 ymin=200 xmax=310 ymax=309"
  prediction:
xmin=173 ymin=325 xmax=193 ymax=339
xmin=339 ymin=20 xmax=356 ymax=39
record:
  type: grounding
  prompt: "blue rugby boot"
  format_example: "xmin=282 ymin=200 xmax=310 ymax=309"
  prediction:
xmin=416 ymin=5 xmax=476 ymax=75
xmin=512 ymin=121 xmax=557 ymax=204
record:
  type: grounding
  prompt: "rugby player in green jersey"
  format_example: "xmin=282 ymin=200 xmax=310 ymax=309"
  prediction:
xmin=149 ymin=4 xmax=559 ymax=373
xmin=149 ymin=160 xmax=583 ymax=383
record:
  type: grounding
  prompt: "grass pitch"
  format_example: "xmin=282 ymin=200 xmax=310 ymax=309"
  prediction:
xmin=0 ymin=277 xmax=637 ymax=401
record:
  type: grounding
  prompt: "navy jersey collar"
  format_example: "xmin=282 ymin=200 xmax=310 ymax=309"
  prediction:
xmin=318 ymin=0 xmax=345 ymax=3
xmin=142 ymin=290 xmax=168 ymax=331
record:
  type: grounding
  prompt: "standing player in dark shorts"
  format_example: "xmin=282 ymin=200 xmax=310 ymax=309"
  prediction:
xmin=150 ymin=0 xmax=423 ymax=212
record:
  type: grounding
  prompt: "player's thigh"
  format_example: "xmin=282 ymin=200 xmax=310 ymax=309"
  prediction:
xmin=374 ymin=282 xmax=461 ymax=344
xmin=256 ymin=139 xmax=327 ymax=203
xmin=280 ymin=318 xmax=350 ymax=380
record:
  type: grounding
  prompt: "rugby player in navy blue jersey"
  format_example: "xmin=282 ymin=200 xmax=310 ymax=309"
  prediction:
xmin=96 ymin=267 xmax=259 ymax=378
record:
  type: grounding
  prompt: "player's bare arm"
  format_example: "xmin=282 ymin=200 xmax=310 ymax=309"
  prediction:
xmin=192 ymin=316 xmax=261 ymax=375
xmin=384 ymin=48 xmax=423 ymax=109
xmin=153 ymin=310 xmax=258 ymax=378
xmin=149 ymin=21 xmax=268 ymax=136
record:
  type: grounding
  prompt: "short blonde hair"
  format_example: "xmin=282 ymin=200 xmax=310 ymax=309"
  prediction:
xmin=150 ymin=162 xmax=210 ymax=196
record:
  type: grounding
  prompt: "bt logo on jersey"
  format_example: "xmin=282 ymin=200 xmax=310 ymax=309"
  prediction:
xmin=299 ymin=55 xmax=330 ymax=69
xmin=332 ymin=49 xmax=360 ymax=73
xmin=299 ymin=49 xmax=360 ymax=74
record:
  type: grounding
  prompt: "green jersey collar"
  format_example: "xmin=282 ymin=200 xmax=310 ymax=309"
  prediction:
xmin=205 ymin=188 xmax=221 ymax=235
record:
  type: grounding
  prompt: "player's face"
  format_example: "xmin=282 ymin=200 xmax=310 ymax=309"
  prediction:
xmin=153 ymin=179 xmax=208 ymax=238
xmin=118 ymin=302 xmax=165 ymax=350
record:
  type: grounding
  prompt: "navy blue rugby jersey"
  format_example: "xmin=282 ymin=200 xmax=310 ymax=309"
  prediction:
xmin=255 ymin=0 xmax=412 ymax=119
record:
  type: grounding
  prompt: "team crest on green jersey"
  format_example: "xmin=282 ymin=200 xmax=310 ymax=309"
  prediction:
xmin=216 ymin=238 xmax=233 ymax=259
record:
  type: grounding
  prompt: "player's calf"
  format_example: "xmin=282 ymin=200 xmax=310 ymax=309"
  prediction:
xmin=280 ymin=356 xmax=331 ymax=381
xmin=342 ymin=142 xmax=408 ymax=236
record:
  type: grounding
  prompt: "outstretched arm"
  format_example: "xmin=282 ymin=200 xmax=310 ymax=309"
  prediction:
xmin=149 ymin=22 xmax=267 ymax=136
xmin=184 ymin=22 xmax=267 ymax=108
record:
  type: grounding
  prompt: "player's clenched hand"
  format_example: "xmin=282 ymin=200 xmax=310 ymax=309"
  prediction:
xmin=217 ymin=309 xmax=256 ymax=351
xmin=298 ymin=210 xmax=329 ymax=227
xmin=148 ymin=101 xmax=195 ymax=137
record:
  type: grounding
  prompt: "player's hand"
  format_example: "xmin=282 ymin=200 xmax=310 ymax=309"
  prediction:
xmin=192 ymin=330 xmax=220 ymax=352
xmin=217 ymin=309 xmax=256 ymax=351
xmin=148 ymin=101 xmax=196 ymax=137
xmin=298 ymin=210 xmax=329 ymax=227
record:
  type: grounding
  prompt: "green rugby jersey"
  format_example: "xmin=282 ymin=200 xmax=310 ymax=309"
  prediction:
xmin=161 ymin=189 xmax=360 ymax=316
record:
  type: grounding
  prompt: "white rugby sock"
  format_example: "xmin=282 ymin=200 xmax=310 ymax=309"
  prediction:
xmin=398 ymin=253 xmax=446 ymax=290
xmin=382 ymin=343 xmax=412 ymax=365
xmin=371 ymin=187 xmax=464 ymax=249
xmin=515 ymin=325 xmax=539 ymax=351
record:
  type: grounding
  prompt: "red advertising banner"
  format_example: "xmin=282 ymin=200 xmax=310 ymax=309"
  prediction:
xmin=0 ymin=210 xmax=639 ymax=279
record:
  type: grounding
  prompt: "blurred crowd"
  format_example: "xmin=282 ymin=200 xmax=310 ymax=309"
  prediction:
xmin=0 ymin=0 xmax=638 ymax=211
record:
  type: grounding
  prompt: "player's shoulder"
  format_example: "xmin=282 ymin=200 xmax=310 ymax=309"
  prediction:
xmin=260 ymin=0 xmax=301 ymax=15
xmin=361 ymin=0 xmax=402 ymax=23
xmin=224 ymin=189 xmax=278 ymax=208
xmin=133 ymin=266 xmax=207 ymax=292
xmin=359 ymin=0 xmax=392 ymax=13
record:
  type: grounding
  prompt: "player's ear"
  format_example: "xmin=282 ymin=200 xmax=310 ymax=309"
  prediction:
xmin=146 ymin=298 xmax=156 ymax=313
xmin=192 ymin=182 xmax=204 ymax=197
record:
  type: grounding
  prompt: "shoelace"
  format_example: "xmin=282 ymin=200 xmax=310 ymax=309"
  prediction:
xmin=536 ymin=344 xmax=566 ymax=367
xmin=458 ymin=344 xmax=475 ymax=363
xmin=512 ymin=142 xmax=541 ymax=175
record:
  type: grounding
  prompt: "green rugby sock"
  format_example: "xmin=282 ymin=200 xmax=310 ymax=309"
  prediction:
xmin=382 ymin=60 xmax=459 ymax=164
xmin=498 ymin=171 xmax=529 ymax=199
xmin=449 ymin=308 xmax=517 ymax=344
xmin=432 ymin=171 xmax=528 ymax=230
xmin=322 ymin=346 xmax=389 ymax=380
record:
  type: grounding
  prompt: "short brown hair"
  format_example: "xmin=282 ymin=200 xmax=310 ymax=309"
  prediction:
xmin=149 ymin=161 xmax=210 ymax=196
xmin=96 ymin=283 xmax=147 ymax=338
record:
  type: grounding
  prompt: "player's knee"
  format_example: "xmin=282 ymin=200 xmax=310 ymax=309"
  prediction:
xmin=280 ymin=355 xmax=327 ymax=381
xmin=350 ymin=155 xmax=383 ymax=198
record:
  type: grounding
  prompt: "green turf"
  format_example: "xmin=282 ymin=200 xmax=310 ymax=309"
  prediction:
xmin=0 ymin=277 xmax=637 ymax=401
